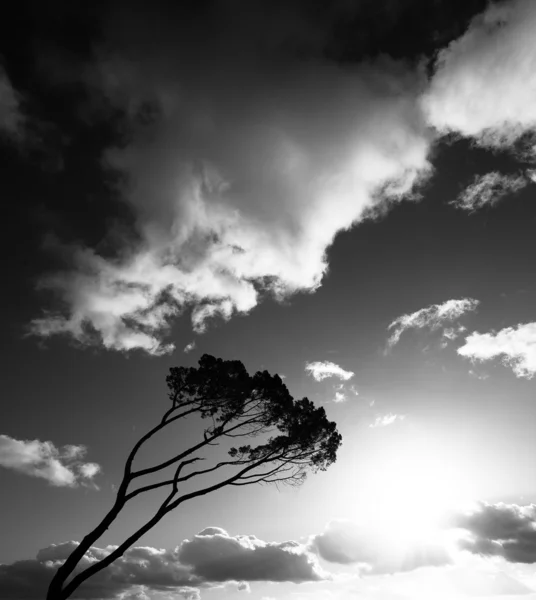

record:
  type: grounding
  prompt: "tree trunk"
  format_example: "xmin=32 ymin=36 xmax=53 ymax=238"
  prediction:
xmin=45 ymin=501 xmax=124 ymax=600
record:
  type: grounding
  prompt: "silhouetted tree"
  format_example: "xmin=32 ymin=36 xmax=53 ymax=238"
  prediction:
xmin=46 ymin=354 xmax=342 ymax=600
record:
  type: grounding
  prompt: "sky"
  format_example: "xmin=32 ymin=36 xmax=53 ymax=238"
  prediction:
xmin=2 ymin=0 xmax=536 ymax=598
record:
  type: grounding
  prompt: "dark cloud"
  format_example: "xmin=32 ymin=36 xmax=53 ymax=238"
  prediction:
xmin=455 ymin=502 xmax=536 ymax=564
xmin=177 ymin=527 xmax=326 ymax=583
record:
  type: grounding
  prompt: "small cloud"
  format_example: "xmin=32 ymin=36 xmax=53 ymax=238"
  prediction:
xmin=333 ymin=391 xmax=346 ymax=403
xmin=305 ymin=361 xmax=354 ymax=382
xmin=458 ymin=322 xmax=536 ymax=379
xmin=452 ymin=172 xmax=527 ymax=212
xmin=0 ymin=434 xmax=101 ymax=487
xmin=237 ymin=581 xmax=250 ymax=592
xmin=369 ymin=414 xmax=405 ymax=428
xmin=387 ymin=298 xmax=479 ymax=349
xmin=184 ymin=341 xmax=196 ymax=353
xmin=468 ymin=369 xmax=489 ymax=381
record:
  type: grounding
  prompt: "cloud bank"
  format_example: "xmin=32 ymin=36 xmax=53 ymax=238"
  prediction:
xmin=0 ymin=434 xmax=100 ymax=487
xmin=387 ymin=298 xmax=479 ymax=348
xmin=458 ymin=322 xmax=536 ymax=379
xmin=0 ymin=527 xmax=325 ymax=600
xmin=305 ymin=361 xmax=354 ymax=382
xmin=29 ymin=3 xmax=432 ymax=354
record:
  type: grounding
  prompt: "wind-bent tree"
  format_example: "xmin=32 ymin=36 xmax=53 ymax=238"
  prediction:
xmin=46 ymin=354 xmax=342 ymax=600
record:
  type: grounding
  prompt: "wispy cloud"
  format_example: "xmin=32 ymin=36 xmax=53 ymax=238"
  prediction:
xmin=184 ymin=341 xmax=196 ymax=354
xmin=305 ymin=361 xmax=354 ymax=382
xmin=0 ymin=434 xmax=101 ymax=487
xmin=423 ymin=0 xmax=536 ymax=154
xmin=0 ymin=63 xmax=24 ymax=141
xmin=387 ymin=298 xmax=479 ymax=348
xmin=29 ymin=3 xmax=432 ymax=354
xmin=453 ymin=172 xmax=528 ymax=212
xmin=369 ymin=413 xmax=405 ymax=428
xmin=458 ymin=322 xmax=536 ymax=379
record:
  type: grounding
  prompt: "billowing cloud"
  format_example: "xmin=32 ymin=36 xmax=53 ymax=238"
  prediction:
xmin=453 ymin=171 xmax=528 ymax=212
xmin=0 ymin=527 xmax=327 ymax=599
xmin=387 ymin=298 xmax=479 ymax=348
xmin=457 ymin=322 xmax=536 ymax=378
xmin=310 ymin=520 xmax=450 ymax=574
xmin=423 ymin=0 xmax=536 ymax=153
xmin=454 ymin=502 xmax=536 ymax=564
xmin=305 ymin=361 xmax=354 ymax=382
xmin=369 ymin=413 xmax=405 ymax=428
xmin=177 ymin=527 xmax=326 ymax=583
xmin=30 ymin=3 xmax=432 ymax=354
xmin=0 ymin=434 xmax=101 ymax=487
xmin=0 ymin=63 xmax=24 ymax=141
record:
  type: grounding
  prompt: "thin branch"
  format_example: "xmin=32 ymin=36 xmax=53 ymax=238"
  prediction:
xmin=131 ymin=416 xmax=259 ymax=479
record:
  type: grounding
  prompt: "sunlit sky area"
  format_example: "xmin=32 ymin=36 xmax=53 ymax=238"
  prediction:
xmin=2 ymin=1 xmax=536 ymax=599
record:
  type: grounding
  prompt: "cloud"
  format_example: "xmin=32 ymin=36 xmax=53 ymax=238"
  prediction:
xmin=0 ymin=528 xmax=327 ymax=600
xmin=0 ymin=434 xmax=101 ymax=487
xmin=0 ymin=63 xmax=24 ymax=141
xmin=453 ymin=171 xmax=528 ymax=212
xmin=422 ymin=0 xmax=536 ymax=153
xmin=184 ymin=341 xmax=196 ymax=353
xmin=369 ymin=413 xmax=405 ymax=428
xmin=30 ymin=3 xmax=432 ymax=354
xmin=454 ymin=502 xmax=536 ymax=564
xmin=305 ymin=361 xmax=354 ymax=382
xmin=177 ymin=527 xmax=326 ymax=583
xmin=310 ymin=520 xmax=450 ymax=574
xmin=387 ymin=298 xmax=479 ymax=348
xmin=457 ymin=322 xmax=536 ymax=379
xmin=333 ymin=391 xmax=346 ymax=403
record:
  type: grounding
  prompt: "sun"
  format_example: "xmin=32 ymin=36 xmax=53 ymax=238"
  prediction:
xmin=345 ymin=432 xmax=476 ymax=554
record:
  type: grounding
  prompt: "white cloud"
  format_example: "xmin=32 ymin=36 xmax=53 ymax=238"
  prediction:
xmin=0 ymin=63 xmax=24 ymax=140
xmin=422 ymin=0 xmax=536 ymax=152
xmin=310 ymin=519 xmax=449 ymax=574
xmin=333 ymin=391 xmax=346 ymax=403
xmin=184 ymin=341 xmax=196 ymax=353
xmin=457 ymin=322 xmax=536 ymax=379
xmin=0 ymin=434 xmax=101 ymax=487
xmin=453 ymin=172 xmax=528 ymax=212
xmin=305 ymin=361 xmax=354 ymax=382
xmin=30 ymin=4 xmax=432 ymax=354
xmin=369 ymin=413 xmax=405 ymax=428
xmin=387 ymin=298 xmax=479 ymax=348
